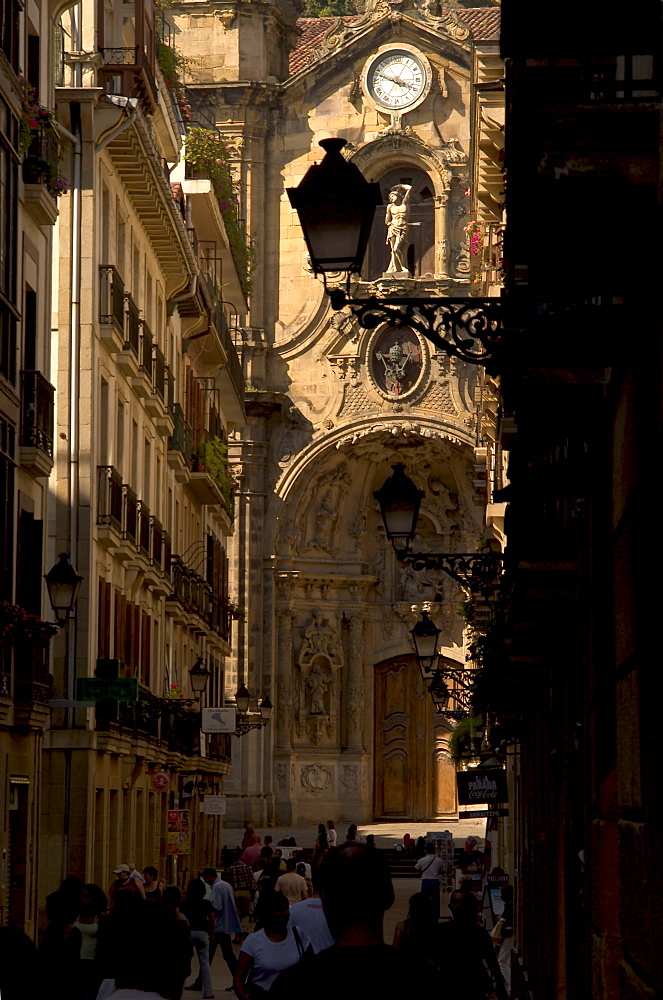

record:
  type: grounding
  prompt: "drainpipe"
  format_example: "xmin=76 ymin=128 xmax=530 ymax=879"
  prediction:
xmin=96 ymin=95 xmax=138 ymax=151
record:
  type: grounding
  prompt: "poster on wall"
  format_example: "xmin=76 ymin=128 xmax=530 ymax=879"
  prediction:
xmin=167 ymin=809 xmax=190 ymax=854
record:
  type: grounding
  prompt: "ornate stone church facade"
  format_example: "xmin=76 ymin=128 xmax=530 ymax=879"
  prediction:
xmin=173 ymin=0 xmax=501 ymax=825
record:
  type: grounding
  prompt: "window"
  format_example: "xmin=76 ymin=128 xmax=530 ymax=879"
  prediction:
xmin=1 ymin=0 xmax=20 ymax=70
xmin=0 ymin=416 xmax=15 ymax=604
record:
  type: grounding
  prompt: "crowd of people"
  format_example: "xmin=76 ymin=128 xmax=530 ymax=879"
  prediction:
xmin=0 ymin=824 xmax=512 ymax=1000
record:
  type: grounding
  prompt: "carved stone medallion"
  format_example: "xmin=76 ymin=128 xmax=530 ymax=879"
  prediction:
xmin=369 ymin=326 xmax=424 ymax=399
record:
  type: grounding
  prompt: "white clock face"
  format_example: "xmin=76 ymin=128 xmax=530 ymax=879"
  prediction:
xmin=367 ymin=50 xmax=428 ymax=110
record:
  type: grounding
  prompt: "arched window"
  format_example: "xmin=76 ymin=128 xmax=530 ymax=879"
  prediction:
xmin=363 ymin=167 xmax=436 ymax=281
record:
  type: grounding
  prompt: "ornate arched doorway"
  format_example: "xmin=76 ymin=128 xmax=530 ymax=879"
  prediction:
xmin=374 ymin=654 xmax=457 ymax=821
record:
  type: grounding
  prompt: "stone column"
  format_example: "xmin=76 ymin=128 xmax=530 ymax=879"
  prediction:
xmin=345 ymin=612 xmax=367 ymax=750
xmin=275 ymin=608 xmax=295 ymax=750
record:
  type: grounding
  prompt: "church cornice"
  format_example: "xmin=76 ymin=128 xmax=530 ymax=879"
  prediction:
xmin=285 ymin=8 xmax=471 ymax=90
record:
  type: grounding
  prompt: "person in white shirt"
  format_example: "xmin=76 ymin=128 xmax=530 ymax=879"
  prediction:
xmin=289 ymin=874 xmax=334 ymax=955
xmin=326 ymin=821 xmax=337 ymax=849
xmin=414 ymin=843 xmax=444 ymax=920
xmin=234 ymin=892 xmax=310 ymax=999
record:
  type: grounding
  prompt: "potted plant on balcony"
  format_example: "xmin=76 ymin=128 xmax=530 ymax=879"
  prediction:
xmin=19 ymin=79 xmax=69 ymax=197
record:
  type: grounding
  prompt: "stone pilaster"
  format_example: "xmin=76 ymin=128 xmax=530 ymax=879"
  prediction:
xmin=275 ymin=607 xmax=295 ymax=750
xmin=345 ymin=612 xmax=367 ymax=750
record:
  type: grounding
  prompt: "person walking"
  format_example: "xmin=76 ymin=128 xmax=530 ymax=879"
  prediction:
xmin=107 ymin=864 xmax=145 ymax=911
xmin=275 ymin=857 xmax=309 ymax=907
xmin=392 ymin=892 xmax=437 ymax=970
xmin=181 ymin=879 xmax=216 ymax=999
xmin=288 ymin=868 xmax=334 ymax=954
xmin=38 ymin=888 xmax=83 ymax=1000
xmin=205 ymin=866 xmax=243 ymax=981
xmin=233 ymin=891 xmax=311 ymax=999
xmin=437 ymin=891 xmax=508 ymax=1000
xmin=414 ymin=843 xmax=444 ymax=920
xmin=224 ymin=849 xmax=255 ymax=940
xmin=313 ymin=824 xmax=328 ymax=867
xmin=496 ymin=883 xmax=515 ymax=995
xmin=74 ymin=883 xmax=107 ymax=1000
xmin=142 ymin=866 xmax=164 ymax=902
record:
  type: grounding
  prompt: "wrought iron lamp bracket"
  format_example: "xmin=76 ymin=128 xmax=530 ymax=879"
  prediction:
xmin=397 ymin=549 xmax=504 ymax=597
xmin=328 ymin=290 xmax=504 ymax=368
xmin=232 ymin=714 xmax=268 ymax=737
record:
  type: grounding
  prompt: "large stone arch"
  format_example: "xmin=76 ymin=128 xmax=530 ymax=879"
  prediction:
xmin=269 ymin=422 xmax=480 ymax=824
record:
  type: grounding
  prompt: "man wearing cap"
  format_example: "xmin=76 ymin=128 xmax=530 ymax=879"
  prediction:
xmin=108 ymin=863 xmax=146 ymax=912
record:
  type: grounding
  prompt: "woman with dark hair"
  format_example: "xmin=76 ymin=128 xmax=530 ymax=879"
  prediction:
xmin=181 ymin=879 xmax=215 ymax=999
xmin=74 ymin=883 xmax=107 ymax=1000
xmin=143 ymin=866 xmax=164 ymax=902
xmin=345 ymin=824 xmax=358 ymax=844
xmin=392 ymin=892 xmax=437 ymax=969
xmin=313 ymin=824 xmax=328 ymax=866
xmin=233 ymin=891 xmax=310 ymax=998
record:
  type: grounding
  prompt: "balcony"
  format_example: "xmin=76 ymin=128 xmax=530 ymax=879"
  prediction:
xmin=211 ymin=302 xmax=245 ymax=413
xmin=98 ymin=45 xmax=158 ymax=115
xmin=131 ymin=320 xmax=154 ymax=398
xmin=22 ymin=124 xmax=60 ymax=225
xmin=99 ymin=265 xmax=126 ymax=353
xmin=19 ymin=371 xmax=55 ymax=477
xmin=168 ymin=404 xmax=193 ymax=482
xmin=95 ymin=691 xmax=209 ymax=760
xmin=166 ymin=555 xmax=231 ymax=642
xmin=12 ymin=640 xmax=52 ymax=726
xmin=97 ymin=470 xmax=169 ymax=584
xmin=116 ymin=293 xmax=141 ymax=377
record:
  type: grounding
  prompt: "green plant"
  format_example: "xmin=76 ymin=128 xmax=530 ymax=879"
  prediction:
xmin=19 ymin=77 xmax=69 ymax=195
xmin=449 ymin=714 xmax=485 ymax=758
xmin=198 ymin=435 xmax=235 ymax=516
xmin=184 ymin=127 xmax=256 ymax=295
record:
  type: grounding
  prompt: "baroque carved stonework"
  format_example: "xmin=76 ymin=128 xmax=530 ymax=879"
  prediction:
xmin=300 ymin=764 xmax=333 ymax=795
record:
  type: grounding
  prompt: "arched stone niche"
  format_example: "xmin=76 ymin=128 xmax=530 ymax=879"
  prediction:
xmin=295 ymin=609 xmax=343 ymax=748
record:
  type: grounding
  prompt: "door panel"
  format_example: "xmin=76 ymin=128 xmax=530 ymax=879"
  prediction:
xmin=374 ymin=655 xmax=457 ymax=820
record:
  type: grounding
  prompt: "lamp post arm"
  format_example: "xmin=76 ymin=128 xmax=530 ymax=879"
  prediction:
xmin=395 ymin=550 xmax=504 ymax=597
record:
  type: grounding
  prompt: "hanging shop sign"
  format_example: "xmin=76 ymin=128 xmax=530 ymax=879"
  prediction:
xmin=77 ymin=677 xmax=138 ymax=702
xmin=201 ymin=707 xmax=237 ymax=733
xmin=203 ymin=795 xmax=227 ymax=815
xmin=151 ymin=770 xmax=171 ymax=792
xmin=457 ymin=768 xmax=508 ymax=805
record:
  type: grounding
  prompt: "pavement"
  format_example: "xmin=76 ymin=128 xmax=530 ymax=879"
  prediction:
xmin=222 ymin=816 xmax=489 ymax=851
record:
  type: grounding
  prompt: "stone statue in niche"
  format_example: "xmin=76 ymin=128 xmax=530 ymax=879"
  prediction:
xmin=385 ymin=184 xmax=412 ymax=275
xmin=300 ymin=610 xmax=340 ymax=662
xmin=306 ymin=663 xmax=330 ymax=715
xmin=303 ymin=466 xmax=351 ymax=555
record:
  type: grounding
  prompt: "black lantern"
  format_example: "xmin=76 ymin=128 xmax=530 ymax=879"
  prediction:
xmin=259 ymin=696 xmax=273 ymax=723
xmin=286 ymin=138 xmax=382 ymax=276
xmin=235 ymin=683 xmax=251 ymax=715
xmin=189 ymin=656 xmax=211 ymax=695
xmin=428 ymin=670 xmax=451 ymax=713
xmin=374 ymin=464 xmax=424 ymax=552
xmin=410 ymin=611 xmax=441 ymax=679
xmin=44 ymin=552 xmax=83 ymax=625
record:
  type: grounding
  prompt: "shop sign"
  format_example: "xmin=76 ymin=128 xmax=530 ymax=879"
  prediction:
xmin=167 ymin=809 xmax=190 ymax=854
xmin=457 ymin=768 xmax=508 ymax=805
xmin=151 ymin=770 xmax=171 ymax=791
xmin=201 ymin=707 xmax=237 ymax=733
xmin=77 ymin=677 xmax=138 ymax=702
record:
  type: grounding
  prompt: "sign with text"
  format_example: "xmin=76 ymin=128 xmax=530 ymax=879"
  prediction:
xmin=77 ymin=677 xmax=138 ymax=703
xmin=201 ymin=707 xmax=237 ymax=734
xmin=203 ymin=795 xmax=227 ymax=815
xmin=458 ymin=808 xmax=510 ymax=819
xmin=457 ymin=768 xmax=508 ymax=805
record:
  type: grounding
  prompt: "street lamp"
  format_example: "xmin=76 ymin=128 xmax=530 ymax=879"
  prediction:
xmin=410 ymin=610 xmax=441 ymax=680
xmin=373 ymin=463 xmax=423 ymax=554
xmin=287 ymin=136 xmax=503 ymax=368
xmin=189 ymin=656 xmax=211 ymax=696
xmin=375 ymin=465 xmax=503 ymax=597
xmin=286 ymin=137 xmax=381 ymax=283
xmin=44 ymin=552 xmax=83 ymax=626
xmin=428 ymin=664 xmax=475 ymax=720
xmin=231 ymin=684 xmax=273 ymax=736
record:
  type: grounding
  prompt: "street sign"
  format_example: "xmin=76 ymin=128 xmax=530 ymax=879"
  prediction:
xmin=203 ymin=795 xmax=227 ymax=815
xmin=458 ymin=808 xmax=510 ymax=819
xmin=201 ymin=707 xmax=237 ymax=733
xmin=76 ymin=677 xmax=138 ymax=702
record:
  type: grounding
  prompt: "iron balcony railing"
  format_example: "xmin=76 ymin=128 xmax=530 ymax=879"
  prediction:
xmin=124 ymin=294 xmax=140 ymax=357
xmin=20 ymin=370 xmax=55 ymax=458
xmin=98 ymin=46 xmax=157 ymax=113
xmin=124 ymin=485 xmax=139 ymax=546
xmin=138 ymin=501 xmax=151 ymax=557
xmin=98 ymin=466 xmax=124 ymax=531
xmin=99 ymin=265 xmax=125 ymax=333
xmin=139 ymin=320 xmax=153 ymax=375
xmin=22 ymin=123 xmax=60 ymax=197
xmin=211 ymin=301 xmax=244 ymax=405
xmin=169 ymin=404 xmax=193 ymax=463
xmin=153 ymin=343 xmax=166 ymax=400
xmin=169 ymin=555 xmax=231 ymax=640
